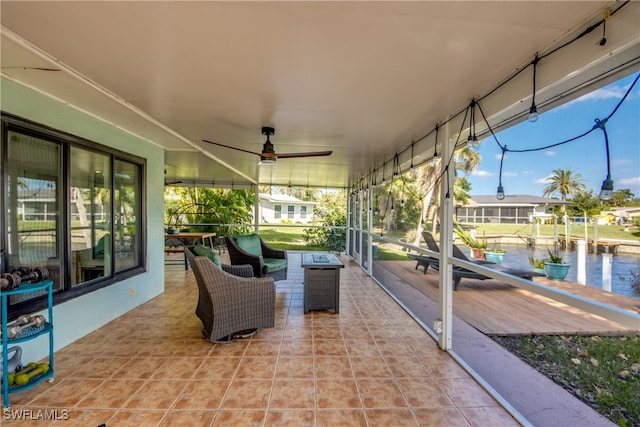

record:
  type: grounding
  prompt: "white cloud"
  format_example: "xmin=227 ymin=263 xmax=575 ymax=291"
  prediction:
xmin=561 ymin=84 xmax=629 ymax=108
xmin=522 ymin=170 xmax=534 ymax=175
xmin=613 ymin=158 xmax=633 ymax=166
xmin=534 ymin=175 xmax=553 ymax=184
xmin=503 ymin=172 xmax=518 ymax=177
xmin=618 ymin=176 xmax=640 ymax=186
xmin=471 ymin=170 xmax=494 ymax=177
xmin=545 ymin=151 xmax=556 ymax=156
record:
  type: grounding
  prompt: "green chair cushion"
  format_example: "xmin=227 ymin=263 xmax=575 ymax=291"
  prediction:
xmin=193 ymin=244 xmax=222 ymax=268
xmin=95 ymin=234 xmax=109 ymax=259
xmin=232 ymin=234 xmax=263 ymax=257
xmin=263 ymin=258 xmax=288 ymax=273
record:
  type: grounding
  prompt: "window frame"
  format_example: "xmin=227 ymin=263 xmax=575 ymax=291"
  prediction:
xmin=1 ymin=113 xmax=147 ymax=319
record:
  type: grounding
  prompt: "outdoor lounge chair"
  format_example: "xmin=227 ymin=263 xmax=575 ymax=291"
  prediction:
xmin=410 ymin=231 xmax=543 ymax=290
xmin=225 ymin=233 xmax=288 ymax=280
xmin=185 ymin=247 xmax=276 ymax=343
xmin=409 ymin=231 xmax=495 ymax=274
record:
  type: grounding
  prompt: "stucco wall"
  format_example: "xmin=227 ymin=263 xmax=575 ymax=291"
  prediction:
xmin=1 ymin=78 xmax=166 ymax=358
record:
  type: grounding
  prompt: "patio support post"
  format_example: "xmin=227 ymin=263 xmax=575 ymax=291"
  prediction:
xmin=367 ymin=184 xmax=373 ymax=276
xmin=346 ymin=195 xmax=352 ymax=257
xmin=358 ymin=189 xmax=363 ymax=266
xmin=438 ymin=124 xmax=455 ymax=351
xmin=254 ymin=190 xmax=260 ymax=233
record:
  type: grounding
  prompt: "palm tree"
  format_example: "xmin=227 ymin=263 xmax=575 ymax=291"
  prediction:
xmin=542 ymin=168 xmax=587 ymax=211
xmin=411 ymin=144 xmax=481 ymax=245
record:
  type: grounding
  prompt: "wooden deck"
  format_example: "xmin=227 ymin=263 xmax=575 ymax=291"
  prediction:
xmin=377 ymin=260 xmax=640 ymax=336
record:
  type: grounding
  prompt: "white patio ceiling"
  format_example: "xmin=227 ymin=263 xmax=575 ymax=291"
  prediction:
xmin=1 ymin=1 xmax=638 ymax=189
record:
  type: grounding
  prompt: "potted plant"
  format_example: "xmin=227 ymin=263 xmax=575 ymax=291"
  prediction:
xmin=485 ymin=248 xmax=506 ymax=264
xmin=528 ymin=256 xmax=545 ymax=274
xmin=454 ymin=226 xmax=487 ymax=260
xmin=543 ymin=249 xmax=571 ymax=280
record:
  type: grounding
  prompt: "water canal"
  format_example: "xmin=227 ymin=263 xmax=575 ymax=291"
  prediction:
xmin=492 ymin=244 xmax=639 ymax=298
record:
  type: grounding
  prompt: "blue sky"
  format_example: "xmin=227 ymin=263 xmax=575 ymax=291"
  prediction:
xmin=468 ymin=73 xmax=640 ymax=198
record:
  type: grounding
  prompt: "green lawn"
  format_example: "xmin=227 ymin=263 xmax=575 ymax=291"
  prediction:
xmin=258 ymin=227 xmax=329 ymax=252
xmin=493 ymin=334 xmax=640 ymax=426
xmin=470 ymin=222 xmax=640 ymax=241
xmin=256 ymin=223 xmax=640 ymax=261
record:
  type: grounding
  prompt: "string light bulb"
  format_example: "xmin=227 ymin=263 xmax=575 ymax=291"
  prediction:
xmin=496 ymin=146 xmax=507 ymax=200
xmin=599 ymin=176 xmax=614 ymax=200
xmin=528 ymin=105 xmax=539 ymax=123
xmin=595 ymin=118 xmax=614 ymax=201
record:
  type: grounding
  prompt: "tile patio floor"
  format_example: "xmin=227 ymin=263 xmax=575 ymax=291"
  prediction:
xmin=3 ymin=252 xmax=518 ymax=426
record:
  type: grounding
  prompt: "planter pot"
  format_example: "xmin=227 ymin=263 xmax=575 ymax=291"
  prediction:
xmin=471 ymin=248 xmax=486 ymax=260
xmin=533 ymin=267 xmax=545 ymax=275
xmin=485 ymin=251 xmax=505 ymax=264
xmin=543 ymin=261 xmax=571 ymax=280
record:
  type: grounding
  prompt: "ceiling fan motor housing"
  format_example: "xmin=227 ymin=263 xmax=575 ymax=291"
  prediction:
xmin=261 ymin=127 xmax=277 ymax=158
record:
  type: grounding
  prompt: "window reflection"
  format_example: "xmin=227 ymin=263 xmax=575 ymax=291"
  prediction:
xmin=6 ymin=132 xmax=63 ymax=302
xmin=114 ymin=159 xmax=140 ymax=272
xmin=70 ymin=148 xmax=111 ymax=285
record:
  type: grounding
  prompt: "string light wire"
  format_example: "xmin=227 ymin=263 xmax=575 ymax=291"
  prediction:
xmin=361 ymin=1 xmax=632 ymax=203
xmin=477 ymin=71 xmax=639 ymax=199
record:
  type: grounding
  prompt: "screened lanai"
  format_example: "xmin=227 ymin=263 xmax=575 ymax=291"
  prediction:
xmin=1 ymin=2 xmax=639 ymax=425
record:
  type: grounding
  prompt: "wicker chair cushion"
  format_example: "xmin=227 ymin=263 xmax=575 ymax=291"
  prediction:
xmin=193 ymin=244 xmax=222 ymax=267
xmin=263 ymin=258 xmax=288 ymax=273
xmin=232 ymin=234 xmax=263 ymax=257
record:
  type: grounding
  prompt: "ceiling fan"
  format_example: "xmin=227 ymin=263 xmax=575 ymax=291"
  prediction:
xmin=1 ymin=66 xmax=61 ymax=72
xmin=203 ymin=127 xmax=332 ymax=165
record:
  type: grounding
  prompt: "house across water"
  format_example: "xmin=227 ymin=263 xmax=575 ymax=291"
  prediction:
xmin=458 ymin=194 xmax=568 ymax=224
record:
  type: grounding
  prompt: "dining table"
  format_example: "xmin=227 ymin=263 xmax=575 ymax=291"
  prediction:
xmin=164 ymin=231 xmax=218 ymax=270
xmin=164 ymin=231 xmax=217 ymax=248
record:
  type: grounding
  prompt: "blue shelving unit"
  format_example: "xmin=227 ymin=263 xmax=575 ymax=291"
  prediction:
xmin=1 ymin=280 xmax=54 ymax=409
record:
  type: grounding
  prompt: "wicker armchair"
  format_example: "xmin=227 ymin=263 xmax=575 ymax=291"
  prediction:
xmin=225 ymin=234 xmax=288 ymax=281
xmin=185 ymin=248 xmax=275 ymax=343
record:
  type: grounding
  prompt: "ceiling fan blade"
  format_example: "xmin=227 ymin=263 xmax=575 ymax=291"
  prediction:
xmin=277 ymin=151 xmax=333 ymax=159
xmin=2 ymin=66 xmax=61 ymax=71
xmin=202 ymin=139 xmax=261 ymax=157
